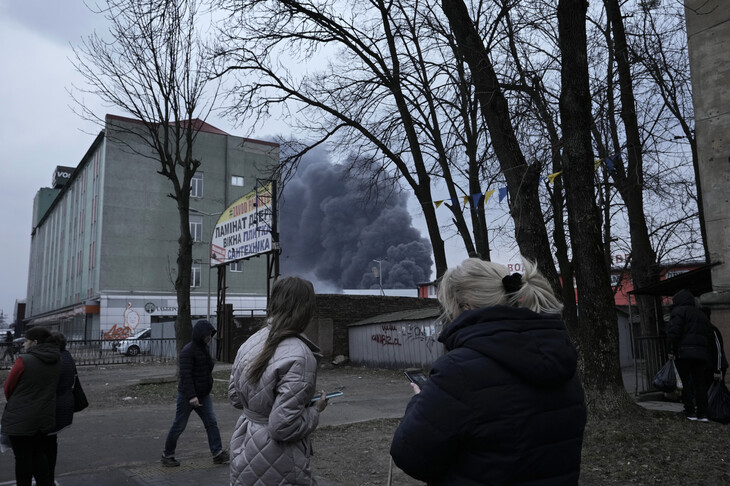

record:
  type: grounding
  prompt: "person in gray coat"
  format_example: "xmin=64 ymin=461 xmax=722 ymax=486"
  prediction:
xmin=228 ymin=276 xmax=329 ymax=486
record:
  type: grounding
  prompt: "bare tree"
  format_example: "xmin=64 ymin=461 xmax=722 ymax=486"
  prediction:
xmin=213 ymin=0 xmax=517 ymax=278
xmin=439 ymin=0 xmax=562 ymax=297
xmin=556 ymin=0 xmax=636 ymax=414
xmin=71 ymin=0 xmax=218 ymax=352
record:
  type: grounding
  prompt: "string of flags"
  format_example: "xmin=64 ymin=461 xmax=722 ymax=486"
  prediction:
xmin=432 ymin=153 xmax=622 ymax=209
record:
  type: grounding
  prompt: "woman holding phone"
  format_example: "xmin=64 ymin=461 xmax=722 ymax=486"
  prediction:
xmin=391 ymin=258 xmax=587 ymax=485
xmin=228 ymin=276 xmax=328 ymax=485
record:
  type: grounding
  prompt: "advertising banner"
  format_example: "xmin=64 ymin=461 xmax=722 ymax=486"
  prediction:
xmin=211 ymin=182 xmax=274 ymax=266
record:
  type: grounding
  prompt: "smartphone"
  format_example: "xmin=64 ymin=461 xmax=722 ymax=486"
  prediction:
xmin=403 ymin=369 xmax=428 ymax=389
xmin=311 ymin=391 xmax=344 ymax=403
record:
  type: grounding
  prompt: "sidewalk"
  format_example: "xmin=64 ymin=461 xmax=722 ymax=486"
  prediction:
xmin=0 ymin=363 xmax=681 ymax=485
xmin=0 ymin=363 xmax=413 ymax=486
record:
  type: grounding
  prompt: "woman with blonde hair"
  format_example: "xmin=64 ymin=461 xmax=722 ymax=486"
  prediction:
xmin=228 ymin=276 xmax=328 ymax=485
xmin=391 ymin=258 xmax=587 ymax=485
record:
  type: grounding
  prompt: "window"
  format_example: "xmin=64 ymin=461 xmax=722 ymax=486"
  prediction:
xmin=189 ymin=214 xmax=203 ymax=242
xmin=191 ymin=263 xmax=201 ymax=288
xmin=191 ymin=172 xmax=204 ymax=198
xmin=231 ymin=175 xmax=244 ymax=187
xmin=230 ymin=261 xmax=242 ymax=272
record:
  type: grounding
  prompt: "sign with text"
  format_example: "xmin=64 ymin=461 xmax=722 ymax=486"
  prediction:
xmin=211 ymin=183 xmax=274 ymax=266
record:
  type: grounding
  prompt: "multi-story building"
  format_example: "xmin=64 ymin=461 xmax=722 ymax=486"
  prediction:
xmin=25 ymin=114 xmax=276 ymax=340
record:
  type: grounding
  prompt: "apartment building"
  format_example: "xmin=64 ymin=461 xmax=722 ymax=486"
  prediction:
xmin=25 ymin=114 xmax=276 ymax=340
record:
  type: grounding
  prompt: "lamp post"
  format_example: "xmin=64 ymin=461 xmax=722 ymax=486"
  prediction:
xmin=372 ymin=259 xmax=386 ymax=296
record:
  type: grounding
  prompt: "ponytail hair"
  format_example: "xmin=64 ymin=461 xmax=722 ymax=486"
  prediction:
xmin=247 ymin=276 xmax=316 ymax=383
xmin=438 ymin=258 xmax=562 ymax=322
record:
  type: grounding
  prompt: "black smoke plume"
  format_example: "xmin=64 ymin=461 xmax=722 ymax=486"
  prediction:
xmin=279 ymin=150 xmax=433 ymax=291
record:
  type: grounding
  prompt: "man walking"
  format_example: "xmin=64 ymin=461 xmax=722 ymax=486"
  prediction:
xmin=667 ymin=289 xmax=714 ymax=422
xmin=161 ymin=319 xmax=229 ymax=466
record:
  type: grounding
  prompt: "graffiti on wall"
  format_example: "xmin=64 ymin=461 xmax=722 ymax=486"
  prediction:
xmin=103 ymin=302 xmax=141 ymax=340
xmin=369 ymin=323 xmax=441 ymax=350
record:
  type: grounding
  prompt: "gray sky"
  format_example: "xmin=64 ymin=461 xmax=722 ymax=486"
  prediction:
xmin=0 ymin=0 xmax=506 ymax=322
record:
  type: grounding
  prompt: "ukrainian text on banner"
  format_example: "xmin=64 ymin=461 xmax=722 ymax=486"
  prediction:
xmin=211 ymin=183 xmax=273 ymax=266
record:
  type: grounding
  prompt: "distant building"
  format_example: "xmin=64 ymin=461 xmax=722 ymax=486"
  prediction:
xmin=25 ymin=114 xmax=277 ymax=340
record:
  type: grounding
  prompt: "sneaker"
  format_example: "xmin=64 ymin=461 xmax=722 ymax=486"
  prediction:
xmin=213 ymin=449 xmax=230 ymax=465
xmin=687 ymin=415 xmax=698 ymax=421
xmin=161 ymin=454 xmax=180 ymax=467
xmin=698 ymin=417 xmax=710 ymax=423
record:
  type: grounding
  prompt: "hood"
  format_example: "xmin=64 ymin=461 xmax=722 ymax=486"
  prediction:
xmin=25 ymin=342 xmax=61 ymax=365
xmin=672 ymin=289 xmax=695 ymax=309
xmin=439 ymin=306 xmax=578 ymax=389
xmin=192 ymin=319 xmax=217 ymax=344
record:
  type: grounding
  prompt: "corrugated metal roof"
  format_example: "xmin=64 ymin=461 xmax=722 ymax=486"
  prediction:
xmin=348 ymin=306 xmax=442 ymax=327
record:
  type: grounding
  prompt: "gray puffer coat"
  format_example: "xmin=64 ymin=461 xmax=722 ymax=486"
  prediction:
xmin=228 ymin=326 xmax=321 ymax=486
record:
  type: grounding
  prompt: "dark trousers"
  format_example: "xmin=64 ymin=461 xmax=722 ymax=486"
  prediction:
xmin=675 ymin=358 xmax=709 ymax=418
xmin=9 ymin=433 xmax=53 ymax=486
xmin=45 ymin=434 xmax=58 ymax=483
xmin=163 ymin=392 xmax=222 ymax=457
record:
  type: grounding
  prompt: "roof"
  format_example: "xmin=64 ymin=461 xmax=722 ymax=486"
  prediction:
xmin=106 ymin=114 xmax=280 ymax=146
xmin=628 ymin=263 xmax=718 ymax=297
xmin=348 ymin=307 xmax=442 ymax=327
xmin=107 ymin=113 xmax=229 ymax=135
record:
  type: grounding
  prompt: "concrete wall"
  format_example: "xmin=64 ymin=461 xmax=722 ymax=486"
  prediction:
xmin=349 ymin=318 xmax=444 ymax=369
xmin=226 ymin=295 xmax=441 ymax=361
xmin=685 ymin=1 xmax=730 ymax=335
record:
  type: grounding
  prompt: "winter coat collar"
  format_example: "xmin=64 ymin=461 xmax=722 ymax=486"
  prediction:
xmin=439 ymin=305 xmax=577 ymax=389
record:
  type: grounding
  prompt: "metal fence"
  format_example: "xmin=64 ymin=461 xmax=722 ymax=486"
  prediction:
xmin=0 ymin=338 xmax=178 ymax=370
xmin=631 ymin=335 xmax=669 ymax=395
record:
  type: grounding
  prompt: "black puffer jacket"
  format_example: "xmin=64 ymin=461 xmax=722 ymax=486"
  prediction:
xmin=2 ymin=343 xmax=61 ymax=436
xmin=178 ymin=320 xmax=217 ymax=400
xmin=390 ymin=306 xmax=586 ymax=486
xmin=667 ymin=289 xmax=713 ymax=363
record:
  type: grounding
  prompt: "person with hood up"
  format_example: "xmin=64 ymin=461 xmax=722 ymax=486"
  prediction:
xmin=667 ymin=289 xmax=714 ymax=422
xmin=46 ymin=331 xmax=79 ymax=485
xmin=2 ymin=326 xmax=61 ymax=486
xmin=390 ymin=258 xmax=587 ymax=485
xmin=228 ymin=276 xmax=329 ymax=485
xmin=161 ymin=319 xmax=229 ymax=466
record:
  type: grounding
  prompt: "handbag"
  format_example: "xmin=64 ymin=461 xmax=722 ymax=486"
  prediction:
xmin=707 ymin=380 xmax=730 ymax=424
xmin=652 ymin=359 xmax=682 ymax=392
xmin=73 ymin=374 xmax=89 ymax=412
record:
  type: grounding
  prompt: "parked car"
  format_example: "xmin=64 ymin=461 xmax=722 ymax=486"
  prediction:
xmin=116 ymin=328 xmax=151 ymax=356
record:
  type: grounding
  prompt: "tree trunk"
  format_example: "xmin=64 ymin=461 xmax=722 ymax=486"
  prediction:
xmin=175 ymin=200 xmax=194 ymax=355
xmin=603 ymin=0 xmax=663 ymax=336
xmin=441 ymin=0 xmax=560 ymax=293
xmin=557 ymin=0 xmax=636 ymax=415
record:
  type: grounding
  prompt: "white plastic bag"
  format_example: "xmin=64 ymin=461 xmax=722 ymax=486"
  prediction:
xmin=0 ymin=425 xmax=11 ymax=453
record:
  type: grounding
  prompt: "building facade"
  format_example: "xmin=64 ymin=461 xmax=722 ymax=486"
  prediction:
xmin=25 ymin=114 xmax=276 ymax=340
xmin=685 ymin=0 xmax=730 ymax=334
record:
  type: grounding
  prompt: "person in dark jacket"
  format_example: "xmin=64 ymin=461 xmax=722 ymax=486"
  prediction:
xmin=667 ymin=289 xmax=714 ymax=421
xmin=2 ymin=330 xmax=15 ymax=361
xmin=390 ymin=258 xmax=587 ymax=486
xmin=2 ymin=327 xmax=61 ymax=486
xmin=161 ymin=319 xmax=228 ymax=467
xmin=45 ymin=331 xmax=78 ymax=484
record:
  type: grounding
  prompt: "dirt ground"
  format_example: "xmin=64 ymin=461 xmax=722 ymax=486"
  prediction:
xmin=7 ymin=362 xmax=730 ymax=485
